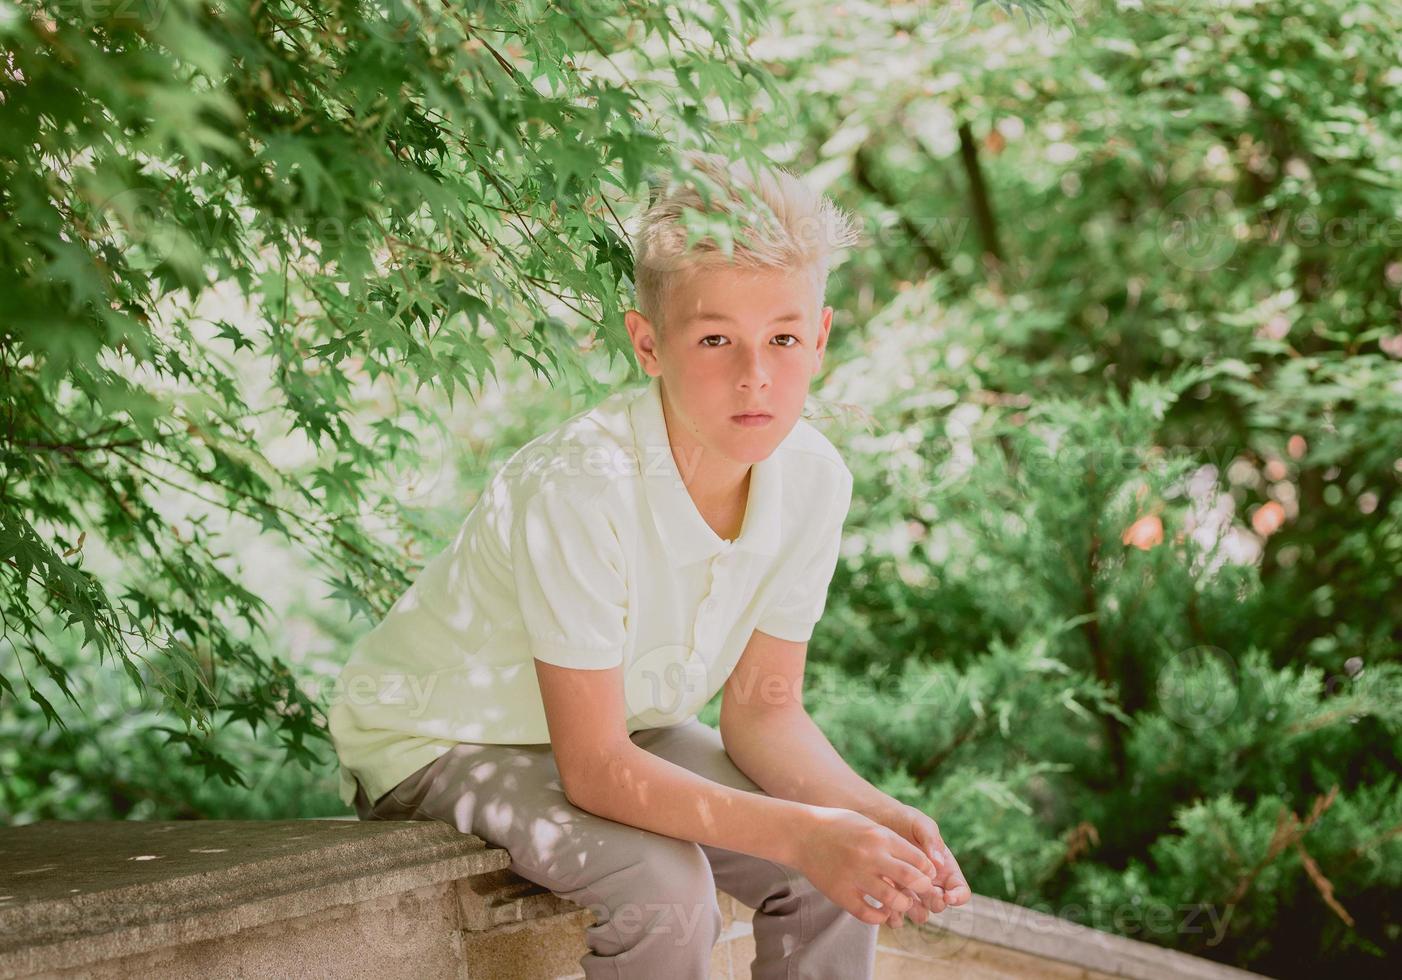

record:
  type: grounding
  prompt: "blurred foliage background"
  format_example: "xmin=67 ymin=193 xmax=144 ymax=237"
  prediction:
xmin=2 ymin=0 xmax=1400 ymax=975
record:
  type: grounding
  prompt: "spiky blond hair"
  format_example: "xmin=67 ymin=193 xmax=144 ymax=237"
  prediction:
xmin=630 ymin=149 xmax=863 ymax=334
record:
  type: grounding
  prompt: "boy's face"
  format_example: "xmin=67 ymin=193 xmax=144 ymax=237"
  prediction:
xmin=625 ymin=263 xmax=834 ymax=468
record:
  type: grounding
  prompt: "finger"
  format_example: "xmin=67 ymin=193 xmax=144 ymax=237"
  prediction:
xmin=886 ymin=869 xmax=942 ymax=914
xmin=878 ymin=876 xmax=902 ymax=928
xmin=891 ymin=836 xmax=940 ymax=879
xmin=939 ymin=873 xmax=971 ymax=906
xmin=936 ymin=845 xmax=972 ymax=905
xmin=880 ymin=876 xmax=929 ymax=926
xmin=878 ymin=854 xmax=940 ymax=899
xmin=907 ymin=876 xmax=943 ymax=915
xmin=865 ymin=876 xmax=913 ymax=915
xmin=854 ymin=892 xmax=893 ymax=926
xmin=921 ymin=819 xmax=946 ymax=853
xmin=915 ymin=821 xmax=948 ymax=870
xmin=905 ymin=880 xmax=936 ymax=914
xmin=937 ymin=868 xmax=968 ymax=901
xmin=896 ymin=884 xmax=930 ymax=924
xmin=881 ymin=835 xmax=939 ymax=889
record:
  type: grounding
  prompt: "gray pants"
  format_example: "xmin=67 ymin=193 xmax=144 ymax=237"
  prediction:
xmin=352 ymin=716 xmax=878 ymax=979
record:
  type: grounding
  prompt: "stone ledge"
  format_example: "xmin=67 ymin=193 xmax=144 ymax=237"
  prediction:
xmin=869 ymin=895 xmax=1267 ymax=980
xmin=0 ymin=819 xmax=505 ymax=978
xmin=1 ymin=819 xmax=1274 ymax=980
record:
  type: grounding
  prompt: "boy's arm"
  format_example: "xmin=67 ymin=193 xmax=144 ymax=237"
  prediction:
xmin=717 ymin=629 xmax=902 ymax=824
xmin=719 ymin=630 xmax=974 ymax=915
xmin=537 ymin=656 xmax=943 ymax=926
xmin=535 ymin=656 xmax=818 ymax=869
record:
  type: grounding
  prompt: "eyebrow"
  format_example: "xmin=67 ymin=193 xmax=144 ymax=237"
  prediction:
xmin=686 ymin=311 xmax=805 ymax=325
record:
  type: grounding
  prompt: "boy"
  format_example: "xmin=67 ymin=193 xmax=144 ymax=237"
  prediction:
xmin=328 ymin=150 xmax=970 ymax=978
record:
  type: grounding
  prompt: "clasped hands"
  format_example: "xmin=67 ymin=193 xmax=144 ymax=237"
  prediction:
xmin=869 ymin=800 xmax=971 ymax=928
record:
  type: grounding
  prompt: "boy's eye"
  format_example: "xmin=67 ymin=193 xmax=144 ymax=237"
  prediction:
xmin=699 ymin=335 xmax=801 ymax=347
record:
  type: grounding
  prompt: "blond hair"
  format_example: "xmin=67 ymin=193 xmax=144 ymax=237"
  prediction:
xmin=630 ymin=150 xmax=862 ymax=333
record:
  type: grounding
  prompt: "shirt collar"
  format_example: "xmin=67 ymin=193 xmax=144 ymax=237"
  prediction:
xmin=629 ymin=375 xmax=783 ymax=567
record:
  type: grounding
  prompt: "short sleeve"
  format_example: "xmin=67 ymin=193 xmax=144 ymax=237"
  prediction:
xmin=510 ymin=486 xmax=629 ymax=669
xmin=755 ymin=467 xmax=853 ymax=643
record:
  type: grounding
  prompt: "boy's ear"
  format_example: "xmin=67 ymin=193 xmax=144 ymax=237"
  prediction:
xmin=625 ymin=309 xmax=661 ymax=375
xmin=816 ymin=306 xmax=834 ymax=363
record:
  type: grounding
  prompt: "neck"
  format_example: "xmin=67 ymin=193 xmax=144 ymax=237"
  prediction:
xmin=658 ymin=382 xmax=752 ymax=516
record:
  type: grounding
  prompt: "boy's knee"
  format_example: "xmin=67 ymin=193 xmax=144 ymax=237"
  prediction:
xmin=639 ymin=838 xmax=722 ymax=913
xmin=590 ymin=839 xmax=723 ymax=950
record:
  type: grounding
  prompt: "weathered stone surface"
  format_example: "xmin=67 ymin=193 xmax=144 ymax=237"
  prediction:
xmin=459 ymin=912 xmax=596 ymax=979
xmin=25 ymin=880 xmax=467 ymax=980
xmin=873 ymin=896 xmax=1269 ymax=980
xmin=0 ymin=820 xmax=1274 ymax=980
xmin=0 ymin=819 xmax=505 ymax=978
xmin=454 ymin=868 xmax=579 ymax=932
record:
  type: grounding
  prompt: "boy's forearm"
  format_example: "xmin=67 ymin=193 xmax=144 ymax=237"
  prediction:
xmin=570 ymin=741 xmax=818 ymax=868
xmin=720 ymin=707 xmax=896 ymax=821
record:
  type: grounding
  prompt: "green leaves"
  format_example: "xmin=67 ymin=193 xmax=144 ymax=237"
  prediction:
xmin=1 ymin=0 xmax=783 ymax=803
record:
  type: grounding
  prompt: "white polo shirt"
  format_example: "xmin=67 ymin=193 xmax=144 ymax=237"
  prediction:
xmin=327 ymin=374 xmax=854 ymax=807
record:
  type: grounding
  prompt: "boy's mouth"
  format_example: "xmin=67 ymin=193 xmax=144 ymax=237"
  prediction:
xmin=731 ymin=412 xmax=773 ymax=426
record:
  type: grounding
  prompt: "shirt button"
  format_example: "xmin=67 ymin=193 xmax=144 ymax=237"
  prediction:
xmin=699 ymin=597 xmax=717 ymax=615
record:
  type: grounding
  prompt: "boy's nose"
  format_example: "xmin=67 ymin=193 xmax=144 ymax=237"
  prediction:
xmin=736 ymin=352 xmax=771 ymax=389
